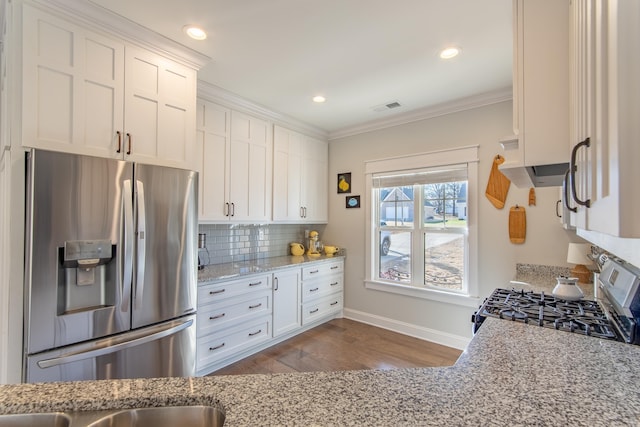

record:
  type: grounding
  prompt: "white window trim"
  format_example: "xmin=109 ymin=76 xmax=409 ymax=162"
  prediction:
xmin=364 ymin=145 xmax=480 ymax=307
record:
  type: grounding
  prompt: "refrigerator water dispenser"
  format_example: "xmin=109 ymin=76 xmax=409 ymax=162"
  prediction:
xmin=59 ymin=240 xmax=116 ymax=314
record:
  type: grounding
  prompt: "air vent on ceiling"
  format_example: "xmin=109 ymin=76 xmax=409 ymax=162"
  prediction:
xmin=372 ymin=101 xmax=402 ymax=112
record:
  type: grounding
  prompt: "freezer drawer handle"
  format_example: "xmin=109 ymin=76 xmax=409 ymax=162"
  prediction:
xmin=249 ymin=281 xmax=262 ymax=287
xmin=209 ymin=289 xmax=226 ymax=295
xmin=37 ymin=318 xmax=193 ymax=369
xmin=249 ymin=303 xmax=262 ymax=309
xmin=248 ymin=329 xmax=262 ymax=337
xmin=209 ymin=343 xmax=225 ymax=351
xmin=209 ymin=313 xmax=226 ymax=320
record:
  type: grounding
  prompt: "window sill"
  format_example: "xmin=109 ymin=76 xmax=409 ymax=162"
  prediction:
xmin=365 ymin=280 xmax=481 ymax=308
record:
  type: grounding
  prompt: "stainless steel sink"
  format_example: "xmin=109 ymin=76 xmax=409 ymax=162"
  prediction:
xmin=0 ymin=412 xmax=71 ymax=427
xmin=86 ymin=406 xmax=224 ymax=427
xmin=0 ymin=406 xmax=224 ymax=427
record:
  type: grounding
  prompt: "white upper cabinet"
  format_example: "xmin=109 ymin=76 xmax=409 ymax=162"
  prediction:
xmin=123 ymin=46 xmax=196 ymax=168
xmin=500 ymin=0 xmax=571 ymax=186
xmin=196 ymin=100 xmax=230 ymax=222
xmin=570 ymin=0 xmax=640 ymax=238
xmin=273 ymin=125 xmax=328 ymax=223
xmin=20 ymin=2 xmax=199 ymax=170
xmin=229 ymin=111 xmax=272 ymax=222
xmin=196 ymin=98 xmax=272 ymax=223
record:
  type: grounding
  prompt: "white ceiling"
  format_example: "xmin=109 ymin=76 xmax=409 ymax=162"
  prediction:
xmin=88 ymin=0 xmax=513 ymax=137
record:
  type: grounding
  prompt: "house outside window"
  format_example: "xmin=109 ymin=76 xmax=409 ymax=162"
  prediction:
xmin=364 ymin=146 xmax=479 ymax=306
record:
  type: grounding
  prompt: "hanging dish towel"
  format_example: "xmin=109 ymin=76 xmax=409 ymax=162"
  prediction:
xmin=485 ymin=155 xmax=511 ymax=209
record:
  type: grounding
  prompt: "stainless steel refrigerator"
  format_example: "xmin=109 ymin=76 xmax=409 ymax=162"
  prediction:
xmin=23 ymin=149 xmax=198 ymax=383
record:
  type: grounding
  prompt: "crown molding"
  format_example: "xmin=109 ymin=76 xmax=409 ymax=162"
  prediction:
xmin=198 ymin=80 xmax=329 ymax=140
xmin=23 ymin=0 xmax=211 ymax=69
xmin=328 ymin=87 xmax=513 ymax=141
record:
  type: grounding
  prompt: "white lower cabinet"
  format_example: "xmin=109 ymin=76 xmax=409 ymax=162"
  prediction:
xmin=196 ymin=274 xmax=272 ymax=375
xmin=196 ymin=259 xmax=344 ymax=375
xmin=272 ymin=267 xmax=301 ymax=338
xmin=301 ymin=260 xmax=344 ymax=325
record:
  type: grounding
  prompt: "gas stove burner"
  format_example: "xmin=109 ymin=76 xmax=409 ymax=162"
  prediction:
xmin=473 ymin=287 xmax=620 ymax=341
xmin=499 ymin=309 xmax=528 ymax=321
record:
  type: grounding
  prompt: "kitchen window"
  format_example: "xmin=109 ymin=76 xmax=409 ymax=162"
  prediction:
xmin=364 ymin=146 xmax=479 ymax=306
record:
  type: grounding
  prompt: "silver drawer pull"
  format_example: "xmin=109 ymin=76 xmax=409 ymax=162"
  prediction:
xmin=310 ymin=308 xmax=319 ymax=314
xmin=209 ymin=289 xmax=225 ymax=295
xmin=249 ymin=303 xmax=262 ymax=309
xmin=309 ymin=269 xmax=319 ymax=274
xmin=330 ymin=301 xmax=339 ymax=306
xmin=249 ymin=281 xmax=262 ymax=287
xmin=310 ymin=287 xmax=319 ymax=292
xmin=248 ymin=329 xmax=262 ymax=337
xmin=330 ymin=282 xmax=339 ymax=286
xmin=209 ymin=343 xmax=225 ymax=351
xmin=331 ymin=266 xmax=339 ymax=270
xmin=209 ymin=313 xmax=226 ymax=320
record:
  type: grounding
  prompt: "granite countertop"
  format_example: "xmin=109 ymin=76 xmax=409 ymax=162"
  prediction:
xmin=2 ymin=318 xmax=640 ymax=426
xmin=510 ymin=263 xmax=596 ymax=299
xmin=197 ymin=254 xmax=345 ymax=283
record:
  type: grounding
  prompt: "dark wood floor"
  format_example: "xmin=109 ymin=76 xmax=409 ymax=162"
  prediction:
xmin=210 ymin=318 xmax=462 ymax=376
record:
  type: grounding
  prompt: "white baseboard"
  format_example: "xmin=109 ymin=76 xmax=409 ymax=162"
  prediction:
xmin=343 ymin=308 xmax=470 ymax=350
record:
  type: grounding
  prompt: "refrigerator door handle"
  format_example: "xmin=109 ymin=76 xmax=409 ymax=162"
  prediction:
xmin=121 ymin=179 xmax=134 ymax=311
xmin=36 ymin=318 xmax=193 ymax=369
xmin=135 ymin=179 xmax=147 ymax=310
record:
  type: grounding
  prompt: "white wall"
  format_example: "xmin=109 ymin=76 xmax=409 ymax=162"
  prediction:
xmin=323 ymin=101 xmax=583 ymax=347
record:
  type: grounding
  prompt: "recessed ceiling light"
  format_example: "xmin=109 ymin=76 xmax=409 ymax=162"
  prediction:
xmin=312 ymin=95 xmax=326 ymax=103
xmin=439 ymin=47 xmax=461 ymax=59
xmin=183 ymin=25 xmax=207 ymax=41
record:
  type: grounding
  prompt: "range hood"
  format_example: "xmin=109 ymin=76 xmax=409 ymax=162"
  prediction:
xmin=497 ymin=136 xmax=569 ymax=188
xmin=499 ymin=162 xmax=570 ymax=187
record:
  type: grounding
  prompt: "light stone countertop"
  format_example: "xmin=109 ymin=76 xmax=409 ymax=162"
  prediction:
xmin=2 ymin=318 xmax=640 ymax=426
xmin=511 ymin=263 xmax=596 ymax=299
xmin=197 ymin=254 xmax=346 ymax=283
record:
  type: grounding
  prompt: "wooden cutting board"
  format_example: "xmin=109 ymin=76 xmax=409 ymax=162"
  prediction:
xmin=485 ymin=155 xmax=511 ymax=209
xmin=509 ymin=205 xmax=526 ymax=244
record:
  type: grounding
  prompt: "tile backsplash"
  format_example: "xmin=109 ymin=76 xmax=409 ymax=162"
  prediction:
xmin=197 ymin=223 xmax=326 ymax=266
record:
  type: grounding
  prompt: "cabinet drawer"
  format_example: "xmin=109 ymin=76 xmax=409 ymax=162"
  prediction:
xmin=196 ymin=316 xmax=271 ymax=370
xmin=301 ymin=293 xmax=343 ymax=326
xmin=301 ymin=275 xmax=343 ymax=303
xmin=302 ymin=260 xmax=343 ymax=280
xmin=198 ymin=274 xmax=271 ymax=305
xmin=197 ymin=289 xmax=271 ymax=336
